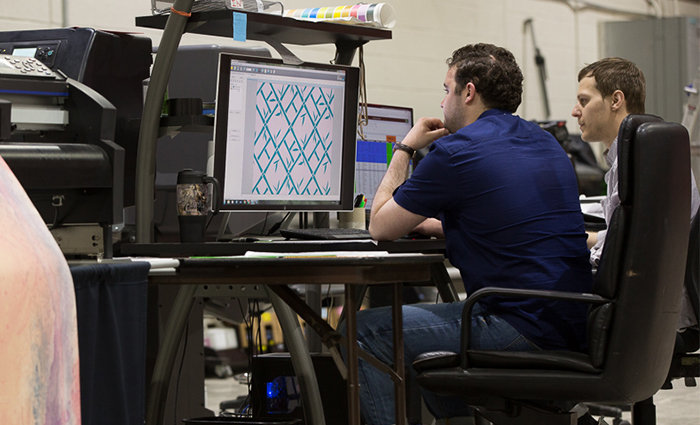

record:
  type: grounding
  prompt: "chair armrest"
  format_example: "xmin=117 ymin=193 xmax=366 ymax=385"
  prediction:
xmin=460 ymin=287 xmax=609 ymax=356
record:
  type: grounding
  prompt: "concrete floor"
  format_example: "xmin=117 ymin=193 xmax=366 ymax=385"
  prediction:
xmin=205 ymin=375 xmax=700 ymax=424
xmin=632 ymin=383 xmax=700 ymax=425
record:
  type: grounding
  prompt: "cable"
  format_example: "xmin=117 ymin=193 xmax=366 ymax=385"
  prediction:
xmin=554 ymin=0 xmax=657 ymax=17
xmin=645 ymin=0 xmax=662 ymax=16
xmin=173 ymin=321 xmax=190 ymax=424
xmin=357 ymin=46 xmax=369 ymax=140
xmin=48 ymin=194 xmax=65 ymax=230
xmin=48 ymin=205 xmax=61 ymax=230
xmin=260 ymin=212 xmax=270 ymax=235
xmin=266 ymin=211 xmax=291 ymax=235
xmin=255 ymin=300 xmax=264 ymax=354
xmin=523 ymin=18 xmax=550 ymax=120
xmin=205 ymin=209 xmax=218 ymax=231
xmin=241 ymin=298 xmax=258 ymax=410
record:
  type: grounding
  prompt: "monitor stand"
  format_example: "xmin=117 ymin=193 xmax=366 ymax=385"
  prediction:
xmin=216 ymin=211 xmax=297 ymax=241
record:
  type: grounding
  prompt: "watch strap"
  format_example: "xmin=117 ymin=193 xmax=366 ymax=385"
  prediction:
xmin=393 ymin=142 xmax=416 ymax=158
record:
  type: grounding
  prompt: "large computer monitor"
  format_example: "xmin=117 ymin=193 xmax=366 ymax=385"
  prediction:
xmin=213 ymin=53 xmax=360 ymax=212
xmin=355 ymin=104 xmax=414 ymax=210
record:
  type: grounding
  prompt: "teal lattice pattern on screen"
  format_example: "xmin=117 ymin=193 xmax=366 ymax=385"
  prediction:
xmin=253 ymin=82 xmax=336 ymax=196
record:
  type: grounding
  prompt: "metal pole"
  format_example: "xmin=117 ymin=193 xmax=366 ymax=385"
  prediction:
xmin=524 ymin=19 xmax=550 ymax=120
xmin=135 ymin=0 xmax=195 ymax=243
xmin=305 ymin=284 xmax=323 ymax=352
xmin=392 ymin=283 xmax=406 ymax=425
xmin=145 ymin=284 xmax=197 ymax=425
xmin=266 ymin=287 xmax=327 ymax=425
xmin=345 ymin=284 xmax=361 ymax=425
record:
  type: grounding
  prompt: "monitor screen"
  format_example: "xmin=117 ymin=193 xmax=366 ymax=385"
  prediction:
xmin=213 ymin=53 xmax=360 ymax=212
xmin=355 ymin=104 xmax=414 ymax=210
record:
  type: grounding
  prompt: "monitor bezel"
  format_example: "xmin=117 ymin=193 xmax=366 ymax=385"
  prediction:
xmin=355 ymin=103 xmax=417 ymax=210
xmin=213 ymin=53 xmax=360 ymax=212
xmin=362 ymin=103 xmax=415 ymax=131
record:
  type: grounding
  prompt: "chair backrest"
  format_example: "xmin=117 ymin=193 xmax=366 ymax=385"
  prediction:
xmin=586 ymin=115 xmax=664 ymax=369
xmin=675 ymin=209 xmax=700 ymax=356
xmin=685 ymin=210 xmax=700 ymax=330
xmin=592 ymin=114 xmax=691 ymax=402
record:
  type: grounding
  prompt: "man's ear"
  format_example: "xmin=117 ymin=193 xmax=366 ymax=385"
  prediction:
xmin=464 ymin=82 xmax=476 ymax=105
xmin=610 ymin=89 xmax=625 ymax=112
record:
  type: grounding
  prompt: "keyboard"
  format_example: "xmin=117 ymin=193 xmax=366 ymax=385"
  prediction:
xmin=280 ymin=227 xmax=372 ymax=240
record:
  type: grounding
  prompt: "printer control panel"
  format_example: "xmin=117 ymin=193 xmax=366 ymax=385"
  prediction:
xmin=0 ymin=55 xmax=57 ymax=78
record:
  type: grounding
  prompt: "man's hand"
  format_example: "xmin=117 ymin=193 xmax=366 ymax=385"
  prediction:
xmin=412 ymin=218 xmax=445 ymax=238
xmin=402 ymin=117 xmax=450 ymax=151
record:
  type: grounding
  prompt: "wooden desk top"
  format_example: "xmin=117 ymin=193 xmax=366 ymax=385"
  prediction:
xmin=148 ymin=253 xmax=444 ymax=286
xmin=120 ymin=238 xmax=446 ymax=258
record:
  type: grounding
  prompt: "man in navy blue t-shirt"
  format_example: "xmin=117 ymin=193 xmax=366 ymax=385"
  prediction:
xmin=355 ymin=44 xmax=593 ymax=425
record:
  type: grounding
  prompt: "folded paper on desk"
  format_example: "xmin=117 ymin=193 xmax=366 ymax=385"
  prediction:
xmin=109 ymin=257 xmax=180 ymax=275
xmin=284 ymin=3 xmax=396 ymax=28
xmin=580 ymin=200 xmax=604 ymax=219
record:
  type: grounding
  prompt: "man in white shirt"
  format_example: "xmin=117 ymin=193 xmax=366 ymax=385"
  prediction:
xmin=572 ymin=57 xmax=700 ymax=330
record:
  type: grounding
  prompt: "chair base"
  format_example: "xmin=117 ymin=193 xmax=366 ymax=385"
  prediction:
xmin=585 ymin=404 xmax=629 ymax=425
xmin=476 ymin=401 xmax=577 ymax=425
xmin=631 ymin=397 xmax=656 ymax=425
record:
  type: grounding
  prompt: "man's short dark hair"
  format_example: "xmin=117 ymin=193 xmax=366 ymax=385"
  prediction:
xmin=446 ymin=43 xmax=523 ymax=113
xmin=578 ymin=57 xmax=646 ymax=114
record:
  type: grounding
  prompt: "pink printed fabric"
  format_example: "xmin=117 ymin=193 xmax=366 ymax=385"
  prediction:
xmin=0 ymin=156 xmax=80 ymax=424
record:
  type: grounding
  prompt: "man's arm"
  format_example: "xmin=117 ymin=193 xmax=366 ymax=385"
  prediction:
xmin=413 ymin=217 xmax=445 ymax=238
xmin=369 ymin=117 xmax=449 ymax=241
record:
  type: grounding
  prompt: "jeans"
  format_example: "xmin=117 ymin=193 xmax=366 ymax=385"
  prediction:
xmin=346 ymin=300 xmax=539 ymax=425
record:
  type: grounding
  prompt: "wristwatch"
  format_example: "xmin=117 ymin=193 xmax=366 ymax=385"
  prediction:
xmin=392 ymin=142 xmax=416 ymax=158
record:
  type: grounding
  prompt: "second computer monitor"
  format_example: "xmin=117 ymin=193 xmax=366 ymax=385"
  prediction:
xmin=355 ymin=104 xmax=415 ymax=209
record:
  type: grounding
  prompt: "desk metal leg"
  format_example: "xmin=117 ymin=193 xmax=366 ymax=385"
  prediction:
xmin=269 ymin=283 xmax=408 ymax=425
xmin=431 ymin=263 xmax=459 ymax=303
xmin=392 ymin=283 xmax=406 ymax=425
xmin=305 ymin=284 xmax=323 ymax=353
xmin=265 ymin=287 xmax=327 ymax=425
xmin=345 ymin=284 xmax=361 ymax=425
xmin=146 ymin=284 xmax=198 ymax=425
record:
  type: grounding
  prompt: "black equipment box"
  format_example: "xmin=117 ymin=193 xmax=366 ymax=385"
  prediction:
xmin=252 ymin=353 xmax=348 ymax=425
xmin=0 ymin=27 xmax=152 ymax=206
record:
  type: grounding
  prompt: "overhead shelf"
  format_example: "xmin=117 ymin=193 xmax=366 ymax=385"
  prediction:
xmin=136 ymin=9 xmax=392 ymax=46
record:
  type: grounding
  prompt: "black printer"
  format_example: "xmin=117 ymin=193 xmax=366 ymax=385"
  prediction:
xmin=0 ymin=28 xmax=152 ymax=258
xmin=0 ymin=56 xmax=122 ymax=257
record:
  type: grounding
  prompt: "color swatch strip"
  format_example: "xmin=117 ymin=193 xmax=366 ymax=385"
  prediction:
xmin=284 ymin=3 xmax=396 ymax=28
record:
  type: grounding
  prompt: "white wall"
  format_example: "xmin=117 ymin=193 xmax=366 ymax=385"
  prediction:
xmin=2 ymin=0 xmax=699 ymax=142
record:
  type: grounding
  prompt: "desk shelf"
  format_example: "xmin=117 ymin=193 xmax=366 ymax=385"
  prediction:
xmin=136 ymin=9 xmax=392 ymax=46
xmin=135 ymin=7 xmax=393 ymax=244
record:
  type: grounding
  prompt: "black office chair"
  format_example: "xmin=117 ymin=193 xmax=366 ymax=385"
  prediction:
xmin=412 ymin=115 xmax=693 ymax=425
xmin=654 ymin=204 xmax=700 ymax=388
xmin=590 ymin=123 xmax=700 ymax=425
xmin=666 ymin=209 xmax=700 ymax=386
xmin=586 ymin=190 xmax=700 ymax=425
xmin=631 ymin=208 xmax=700 ymax=424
